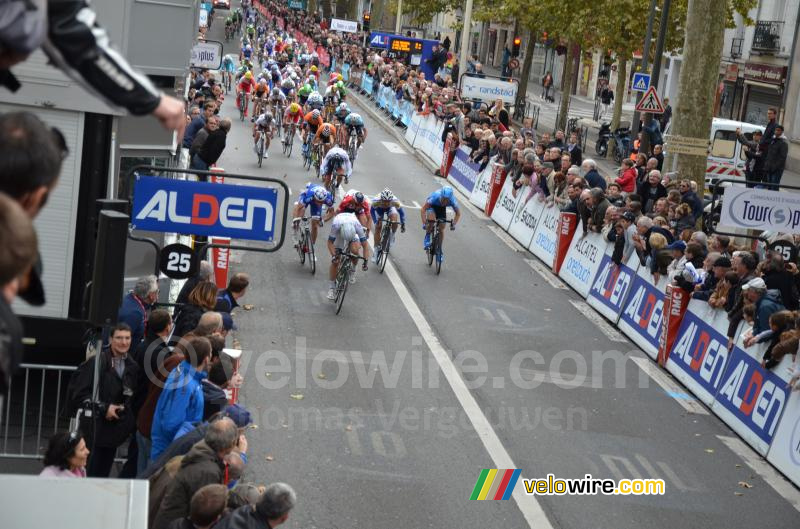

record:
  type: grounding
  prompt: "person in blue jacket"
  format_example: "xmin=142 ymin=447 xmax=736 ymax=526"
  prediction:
xmin=117 ymin=275 xmax=159 ymax=349
xmin=149 ymin=336 xmax=212 ymax=461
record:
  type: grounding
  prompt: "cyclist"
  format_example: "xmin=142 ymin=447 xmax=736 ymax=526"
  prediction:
xmin=268 ymin=86 xmax=286 ymax=114
xmin=252 ymin=109 xmax=275 ymax=159
xmin=283 ymin=102 xmax=303 ymax=141
xmin=291 ymin=183 xmax=333 ymax=247
xmin=336 ymin=189 xmax=373 ymax=236
xmin=308 ymin=64 xmax=320 ymax=82
xmin=314 ymin=122 xmax=337 ymax=158
xmin=370 ymin=188 xmax=406 ymax=259
xmin=320 ymin=145 xmax=351 ymax=191
xmin=246 ymin=24 xmax=256 ymax=42
xmin=224 ymin=15 xmax=234 ymax=40
xmin=236 ymin=71 xmax=256 ymax=117
xmin=326 ymin=212 xmax=369 ymax=300
xmin=323 ymin=83 xmax=339 ymax=111
xmin=302 ymin=108 xmax=323 ymax=146
xmin=280 ymin=76 xmax=295 ymax=97
xmin=343 ymin=112 xmax=367 ymax=149
xmin=334 ymin=80 xmax=347 ymax=102
xmin=252 ymin=79 xmax=269 ymax=115
xmin=241 ymin=43 xmax=253 ymax=62
xmin=307 ymin=91 xmax=324 ymax=112
xmin=221 ymin=54 xmax=236 ymax=89
xmin=334 ymin=102 xmax=350 ymax=124
xmin=421 ymin=186 xmax=461 ymax=257
xmin=297 ymin=81 xmax=313 ymax=106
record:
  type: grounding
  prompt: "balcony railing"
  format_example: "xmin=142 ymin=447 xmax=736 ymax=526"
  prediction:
xmin=752 ymin=20 xmax=783 ymax=52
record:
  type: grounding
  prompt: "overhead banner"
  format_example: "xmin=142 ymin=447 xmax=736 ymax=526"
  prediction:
xmin=460 ymin=75 xmax=519 ymax=104
xmin=558 ymin=232 xmax=606 ymax=298
xmin=587 ymin=250 xmax=639 ymax=323
xmin=330 ymin=18 xmax=358 ymax=33
xmin=132 ymin=175 xmax=279 ymax=241
xmin=617 ymin=268 xmax=668 ymax=360
xmin=719 ymin=186 xmax=800 ymax=233
xmin=368 ymin=32 xmax=393 ymax=49
xmin=190 ymin=40 xmax=223 ymax=70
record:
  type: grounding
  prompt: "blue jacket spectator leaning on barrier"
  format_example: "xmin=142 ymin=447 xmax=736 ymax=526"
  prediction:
xmin=118 ymin=275 xmax=159 ymax=349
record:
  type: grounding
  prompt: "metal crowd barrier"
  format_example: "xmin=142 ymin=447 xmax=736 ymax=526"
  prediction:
xmin=2 ymin=363 xmax=77 ymax=460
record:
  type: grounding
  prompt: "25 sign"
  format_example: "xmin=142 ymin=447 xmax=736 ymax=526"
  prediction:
xmin=159 ymin=243 xmax=198 ymax=279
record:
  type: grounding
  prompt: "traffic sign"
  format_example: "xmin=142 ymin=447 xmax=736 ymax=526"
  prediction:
xmin=664 ymin=134 xmax=709 ymax=155
xmin=634 ymin=86 xmax=665 ymax=114
xmin=632 ymin=72 xmax=650 ymax=92
xmin=159 ymin=243 xmax=198 ymax=279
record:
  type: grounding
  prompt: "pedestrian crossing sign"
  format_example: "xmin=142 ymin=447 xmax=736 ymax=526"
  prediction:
xmin=635 ymin=86 xmax=665 ymax=114
xmin=632 ymin=72 xmax=650 ymax=92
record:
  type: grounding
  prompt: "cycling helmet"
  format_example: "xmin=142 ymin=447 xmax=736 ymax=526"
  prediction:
xmin=337 ymin=103 xmax=349 ymax=113
xmin=244 ymin=71 xmax=253 ymax=80
xmin=440 ymin=186 xmax=454 ymax=201
xmin=264 ymin=111 xmax=273 ymax=120
xmin=271 ymin=64 xmax=279 ymax=71
xmin=340 ymin=221 xmax=357 ymax=243
xmin=313 ymin=187 xmax=328 ymax=202
xmin=321 ymin=125 xmax=332 ymax=137
xmin=246 ymin=44 xmax=252 ymax=51
xmin=271 ymin=86 xmax=281 ymax=95
xmin=354 ymin=191 xmax=364 ymax=204
xmin=289 ymin=102 xmax=300 ymax=113
xmin=380 ymin=189 xmax=394 ymax=202
xmin=310 ymin=65 xmax=318 ymax=72
xmin=336 ymin=81 xmax=344 ymax=89
xmin=258 ymin=79 xmax=268 ymax=88
xmin=337 ymin=73 xmax=343 ymax=81
xmin=311 ymin=109 xmax=321 ymax=120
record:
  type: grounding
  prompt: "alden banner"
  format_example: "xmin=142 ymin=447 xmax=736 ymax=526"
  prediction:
xmin=719 ymin=187 xmax=800 ymax=233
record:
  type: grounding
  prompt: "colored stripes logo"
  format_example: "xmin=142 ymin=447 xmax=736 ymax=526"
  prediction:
xmin=470 ymin=469 xmax=521 ymax=500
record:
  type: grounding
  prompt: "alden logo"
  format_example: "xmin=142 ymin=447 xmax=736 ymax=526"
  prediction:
xmin=136 ymin=190 xmax=274 ymax=231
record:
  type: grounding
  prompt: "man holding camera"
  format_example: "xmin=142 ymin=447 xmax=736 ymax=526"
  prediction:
xmin=67 ymin=323 xmax=140 ymax=477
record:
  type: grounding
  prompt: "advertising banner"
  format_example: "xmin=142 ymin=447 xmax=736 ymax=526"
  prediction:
xmin=330 ymin=18 xmax=358 ymax=33
xmin=767 ymin=379 xmax=800 ymax=488
xmin=711 ymin=337 xmax=791 ymax=456
xmin=460 ymin=75 xmax=519 ymax=104
xmin=490 ymin=177 xmax=521 ymax=231
xmin=470 ymin=166 xmax=492 ymax=211
xmin=558 ymin=232 xmax=606 ymax=298
xmin=528 ymin=202 xmax=560 ymax=266
xmin=507 ymin=194 xmax=547 ymax=248
xmin=405 ymin=111 xmax=422 ymax=146
xmin=132 ymin=175 xmax=279 ymax=241
xmin=447 ymin=146 xmax=481 ymax=195
xmin=368 ymin=32 xmax=393 ymax=49
xmin=552 ymin=212 xmax=578 ymax=274
xmin=190 ymin=41 xmax=223 ymax=70
xmin=719 ymin=186 xmax=800 ymax=233
xmin=211 ymin=237 xmax=231 ymax=288
xmin=484 ymin=163 xmax=506 ymax=216
xmin=617 ymin=267 xmax=668 ymax=359
xmin=440 ymin=133 xmax=455 ymax=178
xmin=426 ymin=118 xmax=445 ymax=167
xmin=665 ymin=300 xmax=733 ymax=405
xmin=587 ymin=250 xmax=639 ymax=323
xmin=657 ymin=284 xmax=691 ymax=365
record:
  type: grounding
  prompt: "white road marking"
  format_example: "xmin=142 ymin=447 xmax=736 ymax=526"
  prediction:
xmin=381 ymin=256 xmax=552 ymax=528
xmin=488 ymin=225 xmax=525 ymax=252
xmin=412 ymin=200 xmax=421 ymax=208
xmin=717 ymin=435 xmax=800 ymax=512
xmin=380 ymin=141 xmax=407 ymax=154
xmin=524 ymin=259 xmax=568 ymax=290
xmin=630 ymin=357 xmax=710 ymax=415
xmin=569 ymin=300 xmax=628 ymax=343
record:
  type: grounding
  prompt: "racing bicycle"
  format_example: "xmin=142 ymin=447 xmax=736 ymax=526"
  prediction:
xmin=374 ymin=218 xmax=401 ymax=273
xmin=312 ymin=143 xmax=323 ymax=181
xmin=333 ymin=249 xmax=368 ymax=315
xmin=302 ymin=135 xmax=313 ymax=169
xmin=426 ymin=219 xmax=454 ymax=275
xmin=293 ymin=216 xmax=317 ymax=274
xmin=347 ymin=127 xmax=359 ymax=165
xmin=239 ymin=91 xmax=248 ymax=121
xmin=283 ymin=122 xmax=295 ymax=157
xmin=272 ymin=104 xmax=284 ymax=139
xmin=256 ymin=127 xmax=267 ymax=167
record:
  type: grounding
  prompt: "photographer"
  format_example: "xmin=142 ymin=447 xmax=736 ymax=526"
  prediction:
xmin=66 ymin=323 xmax=140 ymax=477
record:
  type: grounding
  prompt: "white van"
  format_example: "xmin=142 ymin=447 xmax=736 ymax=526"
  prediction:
xmin=704 ymin=117 xmax=765 ymax=186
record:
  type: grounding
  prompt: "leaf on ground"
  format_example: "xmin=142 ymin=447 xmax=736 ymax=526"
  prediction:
xmin=265 ymin=373 xmax=271 ymax=378
xmin=242 ymin=304 xmax=255 ymax=311
xmin=317 ymin=373 xmax=327 ymax=379
xmin=734 ymin=492 xmax=744 ymax=496
xmin=345 ymin=424 xmax=353 ymax=432
xmin=735 ymin=464 xmax=742 ymax=468
xmin=738 ymin=481 xmax=752 ymax=489
xmin=290 ymin=393 xmax=304 ymax=400
xmin=705 ymin=449 xmax=715 ymax=454
xmin=265 ymin=455 xmax=274 ymax=462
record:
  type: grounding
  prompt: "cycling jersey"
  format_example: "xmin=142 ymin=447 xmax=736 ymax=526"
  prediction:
xmin=297 ymin=84 xmax=312 ymax=98
xmin=284 ymin=109 xmax=303 ymax=124
xmin=321 ymin=147 xmax=352 ymax=178
xmin=337 ymin=193 xmax=370 ymax=217
xmin=254 ymin=113 xmax=274 ymax=129
xmin=426 ymin=189 xmax=459 ymax=210
xmin=329 ymin=212 xmax=367 ymax=248
xmin=344 ymin=113 xmax=364 ymax=127
xmin=314 ymin=124 xmax=336 ymax=144
xmin=371 ymin=198 xmax=406 ymax=224
xmin=222 ymin=56 xmax=236 ymax=73
xmin=334 ymin=109 xmax=349 ymax=122
xmin=238 ymin=77 xmax=255 ymax=93
xmin=242 ymin=48 xmax=253 ymax=60
xmin=298 ymin=184 xmax=334 ymax=217
xmin=268 ymin=92 xmax=286 ymax=105
xmin=303 ymin=112 xmax=323 ymax=132
xmin=254 ymin=84 xmax=268 ymax=97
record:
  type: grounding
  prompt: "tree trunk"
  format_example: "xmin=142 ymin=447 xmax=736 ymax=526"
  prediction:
xmin=321 ymin=0 xmax=332 ymax=19
xmin=308 ymin=0 xmax=317 ymax=15
xmin=606 ymin=57 xmax=628 ymax=161
xmin=671 ymin=0 xmax=727 ymax=190
xmin=337 ymin=0 xmax=357 ymax=19
xmin=514 ymin=31 xmax=536 ymax=121
xmin=556 ymin=43 xmax=579 ymax=132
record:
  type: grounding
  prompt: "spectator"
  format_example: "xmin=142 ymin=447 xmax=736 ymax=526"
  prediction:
xmin=195 ymin=311 xmax=224 ymax=337
xmin=519 ymin=117 xmax=535 ymax=141
xmin=646 ymin=233 xmax=673 ymax=282
xmin=760 ymin=107 xmax=778 ymax=149
xmin=709 ymin=270 xmax=738 ymax=310
xmin=613 ymin=211 xmax=637 ymax=266
xmin=177 ymin=261 xmax=214 ymax=305
xmin=637 ymin=170 xmax=667 ymax=214
xmin=153 ymin=417 xmax=240 ymax=529
xmin=567 ymin=132 xmax=582 ymax=166
xmin=762 ymin=255 xmax=799 ymax=310
xmin=678 ymin=179 xmax=703 ymax=222
xmin=203 ymin=355 xmax=235 ymax=420
xmin=634 ymin=153 xmax=648 ymax=182
xmin=548 ymin=171 xmax=570 ymax=209
xmin=742 ymin=277 xmax=786 ymax=335
xmin=40 ymin=431 xmax=89 ymax=478
xmin=672 ymin=203 xmax=695 ymax=237
xmin=118 ymin=275 xmax=159 ymax=349
xmin=150 ymin=336 xmax=213 ymax=462
xmin=67 ymin=323 xmax=140 ymax=477
xmin=764 ymin=125 xmax=788 ymax=190
xmin=562 ymin=179 xmax=584 ymax=214
xmin=216 ymin=482 xmax=297 ymax=528
xmin=649 ymin=197 xmax=670 ymax=219
xmin=710 ymin=234 xmax=732 ymax=259
xmin=215 ymin=273 xmax=250 ymax=313
xmin=580 ymin=187 xmax=610 ymax=235
xmin=694 ymin=255 xmax=729 ymax=301
xmin=184 ymin=101 xmax=218 ymax=149
xmin=727 ymin=252 xmax=759 ymax=348
xmin=653 ymin=143 xmax=665 ymax=171
xmin=735 ymin=127 xmax=764 ymax=187
xmin=169 ymin=484 xmax=229 ymax=529
xmin=615 ymin=159 xmax=636 ymax=193
xmin=227 ymin=483 xmax=263 ymax=512
xmin=190 ymin=115 xmax=220 ymax=158
xmin=194 ymin=117 xmax=231 ymax=171
xmin=665 ymin=240 xmax=687 ymax=280
xmin=174 ymin=282 xmax=219 ymax=338
xmin=659 ymin=98 xmax=672 ymax=132
xmin=606 ymin=183 xmax=624 ymax=206
xmin=549 ymin=130 xmax=566 ymax=151
xmin=131 ymin=309 xmax=173 ymax=472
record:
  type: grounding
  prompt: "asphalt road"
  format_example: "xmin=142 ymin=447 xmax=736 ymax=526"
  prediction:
xmin=208 ymin=12 xmax=800 ymax=528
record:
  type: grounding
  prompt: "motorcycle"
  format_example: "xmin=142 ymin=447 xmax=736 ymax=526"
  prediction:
xmin=595 ymin=122 xmax=631 ymax=164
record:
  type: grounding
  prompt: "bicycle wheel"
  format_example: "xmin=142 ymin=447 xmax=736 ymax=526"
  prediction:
xmin=287 ymin=131 xmax=294 ymax=157
xmin=297 ymin=230 xmax=306 ymax=265
xmin=435 ymin=235 xmax=443 ymax=275
xmin=335 ymin=264 xmax=349 ymax=315
xmin=239 ymin=97 xmax=245 ymax=121
xmin=257 ymin=136 xmax=264 ymax=167
xmin=379 ymin=228 xmax=391 ymax=273
xmin=427 ymin=228 xmax=435 ymax=266
xmin=307 ymin=230 xmax=316 ymax=275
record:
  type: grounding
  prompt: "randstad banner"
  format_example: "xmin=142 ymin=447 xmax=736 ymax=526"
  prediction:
xmin=719 ymin=186 xmax=800 ymax=233
xmin=132 ymin=175 xmax=278 ymax=241
xmin=460 ymin=75 xmax=518 ymax=104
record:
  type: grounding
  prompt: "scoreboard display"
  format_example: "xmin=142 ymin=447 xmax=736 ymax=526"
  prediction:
xmin=388 ymin=37 xmax=423 ymax=61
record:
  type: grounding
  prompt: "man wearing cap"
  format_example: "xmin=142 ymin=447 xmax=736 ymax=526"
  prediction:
xmin=742 ymin=277 xmax=785 ymax=335
xmin=664 ymin=240 xmax=687 ymax=279
xmin=693 ymin=255 xmax=730 ymax=301
xmin=539 ymin=162 xmax=554 ymax=196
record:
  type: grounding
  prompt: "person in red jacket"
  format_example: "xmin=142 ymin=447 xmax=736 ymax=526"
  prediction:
xmin=615 ymin=158 xmax=637 ymax=193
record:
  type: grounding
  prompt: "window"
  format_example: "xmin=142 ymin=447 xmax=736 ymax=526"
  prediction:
xmin=118 ymin=155 xmax=169 ymax=200
xmin=710 ymin=129 xmax=736 ymax=159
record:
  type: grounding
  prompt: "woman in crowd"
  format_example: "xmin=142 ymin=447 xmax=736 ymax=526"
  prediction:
xmin=40 ymin=431 xmax=90 ymax=478
xmin=173 ymin=281 xmax=219 ymax=338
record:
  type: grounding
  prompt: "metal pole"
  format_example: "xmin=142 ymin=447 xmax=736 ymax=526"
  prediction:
xmin=458 ymin=0 xmax=474 ymax=88
xmin=651 ymin=0 xmax=672 ymax=91
xmin=394 ymin=0 xmax=402 ymax=34
xmin=631 ymin=0 xmax=658 ymax=138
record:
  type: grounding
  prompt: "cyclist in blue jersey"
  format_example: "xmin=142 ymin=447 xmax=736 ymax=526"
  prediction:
xmin=421 ymin=185 xmax=460 ymax=254
xmin=370 ymin=189 xmax=406 ymax=262
xmin=291 ymin=183 xmax=334 ymax=247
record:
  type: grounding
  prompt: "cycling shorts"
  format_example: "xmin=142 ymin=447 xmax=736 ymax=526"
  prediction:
xmin=373 ymin=207 xmax=398 ymax=219
xmin=347 ymin=124 xmax=364 ymax=135
xmin=426 ymin=206 xmax=447 ymax=221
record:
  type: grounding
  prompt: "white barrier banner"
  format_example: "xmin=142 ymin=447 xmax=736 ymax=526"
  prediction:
xmin=719 ymin=186 xmax=800 ymax=233
xmin=460 ymin=75 xmax=519 ymax=104
xmin=616 ymin=266 xmax=668 ymax=359
xmin=470 ymin=165 xmax=492 ymax=211
xmin=558 ymin=232 xmax=606 ymax=298
xmin=586 ymin=246 xmax=639 ymax=323
xmin=330 ymin=18 xmax=358 ymax=33
xmin=767 ymin=377 xmax=800 ymax=488
xmin=508 ymin=193 xmax=546 ymax=248
xmin=711 ymin=328 xmax=792 ymax=456
xmin=427 ymin=118 xmax=445 ymax=167
xmin=528 ymin=203 xmax=560 ymax=265
xmin=405 ymin=112 xmax=422 ymax=146
xmin=413 ymin=114 xmax=436 ymax=156
xmin=664 ymin=300 xmax=734 ymax=406
xmin=489 ymin=175 xmax=520 ymax=231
